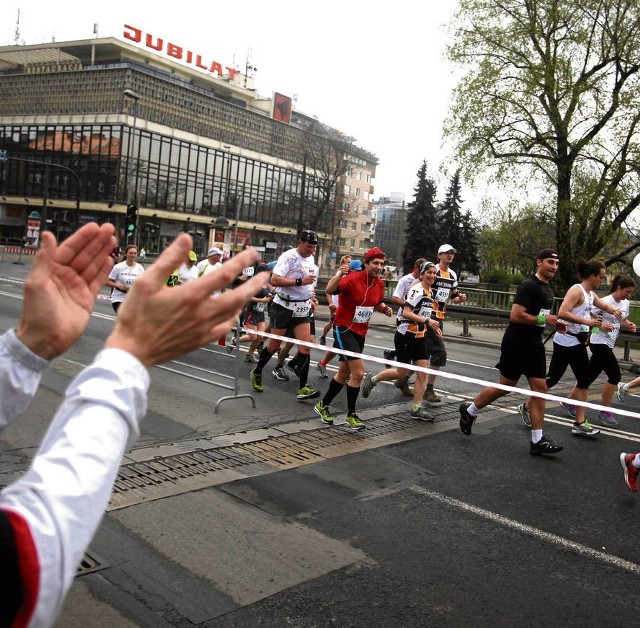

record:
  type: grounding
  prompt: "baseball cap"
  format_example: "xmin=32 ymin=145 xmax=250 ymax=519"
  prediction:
xmin=188 ymin=251 xmax=197 ymax=262
xmin=349 ymin=259 xmax=363 ymax=271
xmin=364 ymin=247 xmax=385 ymax=262
xmin=420 ymin=261 xmax=437 ymax=274
xmin=536 ymin=248 xmax=559 ymax=261
xmin=299 ymin=229 xmax=318 ymax=245
xmin=438 ymin=244 xmax=456 ymax=254
xmin=208 ymin=246 xmax=223 ymax=256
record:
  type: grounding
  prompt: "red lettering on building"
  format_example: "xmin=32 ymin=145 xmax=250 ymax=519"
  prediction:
xmin=145 ymin=34 xmax=163 ymax=51
xmin=195 ymin=55 xmax=208 ymax=71
xmin=167 ymin=43 xmax=182 ymax=60
xmin=123 ymin=24 xmax=236 ymax=80
xmin=123 ymin=25 xmax=141 ymax=43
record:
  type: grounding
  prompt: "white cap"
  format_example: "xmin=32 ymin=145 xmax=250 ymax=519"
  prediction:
xmin=208 ymin=246 xmax=223 ymax=256
xmin=438 ymin=244 xmax=456 ymax=254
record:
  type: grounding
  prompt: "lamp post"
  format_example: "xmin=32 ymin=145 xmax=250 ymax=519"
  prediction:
xmin=123 ymin=89 xmax=141 ymax=204
xmin=123 ymin=89 xmax=141 ymax=244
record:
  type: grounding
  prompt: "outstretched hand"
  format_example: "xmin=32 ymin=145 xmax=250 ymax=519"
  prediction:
xmin=105 ymin=234 xmax=267 ymax=367
xmin=16 ymin=223 xmax=116 ymax=360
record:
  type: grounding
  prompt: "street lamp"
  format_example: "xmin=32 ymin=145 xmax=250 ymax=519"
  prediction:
xmin=123 ymin=89 xmax=141 ymax=204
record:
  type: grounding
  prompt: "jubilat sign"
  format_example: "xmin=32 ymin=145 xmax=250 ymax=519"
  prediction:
xmin=123 ymin=25 xmax=238 ymax=80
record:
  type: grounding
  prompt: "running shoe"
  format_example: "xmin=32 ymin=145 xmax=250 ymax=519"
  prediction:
xmin=286 ymin=359 xmax=300 ymax=376
xmin=517 ymin=403 xmax=531 ymax=428
xmin=571 ymin=420 xmax=600 ymax=437
xmin=297 ymin=386 xmax=320 ymax=400
xmin=316 ymin=362 xmax=328 ymax=378
xmin=250 ymin=368 xmax=263 ymax=392
xmin=596 ymin=411 xmax=618 ymax=427
xmin=459 ymin=403 xmax=476 ymax=436
xmin=345 ymin=413 xmax=366 ymax=431
xmin=314 ymin=402 xmax=333 ymax=425
xmin=530 ymin=435 xmax=563 ymax=455
xmin=410 ymin=406 xmax=434 ymax=421
xmin=559 ymin=401 xmax=576 ymax=418
xmin=620 ymin=453 xmax=639 ymax=491
xmin=394 ymin=378 xmax=412 ymax=397
xmin=362 ymin=372 xmax=376 ymax=398
xmin=244 ymin=353 xmax=256 ymax=363
xmin=616 ymin=382 xmax=628 ymax=403
xmin=226 ymin=337 xmax=237 ymax=353
xmin=424 ymin=390 xmax=441 ymax=403
xmin=383 ymin=349 xmax=396 ymax=362
xmin=273 ymin=365 xmax=289 ymax=381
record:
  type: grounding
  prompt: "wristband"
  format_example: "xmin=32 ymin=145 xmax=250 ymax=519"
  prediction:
xmin=536 ymin=314 xmax=546 ymax=325
xmin=295 ymin=278 xmax=302 ymax=286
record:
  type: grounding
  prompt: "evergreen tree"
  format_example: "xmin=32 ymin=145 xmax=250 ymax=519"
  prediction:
xmin=437 ymin=170 xmax=480 ymax=274
xmin=402 ymin=161 xmax=439 ymax=272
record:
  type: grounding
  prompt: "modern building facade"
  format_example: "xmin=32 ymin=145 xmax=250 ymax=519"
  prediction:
xmin=0 ymin=30 xmax=377 ymax=266
xmin=373 ymin=193 xmax=406 ymax=270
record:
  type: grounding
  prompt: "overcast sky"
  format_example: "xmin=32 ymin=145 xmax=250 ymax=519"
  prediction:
xmin=2 ymin=0 xmax=464 ymax=205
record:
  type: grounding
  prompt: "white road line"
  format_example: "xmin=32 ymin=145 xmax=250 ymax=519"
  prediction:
xmin=409 ymin=485 xmax=640 ymax=575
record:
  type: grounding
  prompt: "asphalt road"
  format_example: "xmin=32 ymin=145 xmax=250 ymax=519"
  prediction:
xmin=2 ymin=257 xmax=640 ymax=628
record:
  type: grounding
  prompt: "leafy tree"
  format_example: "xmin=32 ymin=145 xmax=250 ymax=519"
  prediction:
xmin=402 ymin=161 xmax=440 ymax=272
xmin=438 ymin=170 xmax=480 ymax=273
xmin=478 ymin=201 xmax=555 ymax=274
xmin=446 ymin=0 xmax=640 ymax=287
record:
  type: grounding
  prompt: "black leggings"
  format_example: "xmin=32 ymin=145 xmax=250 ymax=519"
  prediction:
xmin=547 ymin=342 xmax=590 ymax=389
xmin=588 ymin=343 xmax=621 ymax=386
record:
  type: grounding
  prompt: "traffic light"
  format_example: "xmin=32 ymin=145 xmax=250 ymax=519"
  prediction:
xmin=125 ymin=204 xmax=138 ymax=234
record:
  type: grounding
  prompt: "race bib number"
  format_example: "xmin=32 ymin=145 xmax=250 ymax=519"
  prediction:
xmin=242 ymin=266 xmax=255 ymax=277
xmin=254 ymin=302 xmax=266 ymax=312
xmin=418 ymin=305 xmax=433 ymax=320
xmin=435 ymin=287 xmax=450 ymax=302
xmin=353 ymin=306 xmax=374 ymax=323
xmin=292 ymin=301 xmax=311 ymax=317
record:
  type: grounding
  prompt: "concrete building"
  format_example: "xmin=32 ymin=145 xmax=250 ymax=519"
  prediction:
xmin=373 ymin=193 xmax=406 ymax=271
xmin=0 ymin=30 xmax=377 ymax=264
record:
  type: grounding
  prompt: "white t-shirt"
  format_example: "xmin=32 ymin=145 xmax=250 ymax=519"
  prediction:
xmin=272 ymin=248 xmax=318 ymax=310
xmin=108 ymin=261 xmax=145 ymax=304
xmin=178 ymin=263 xmax=199 ymax=285
xmin=196 ymin=259 xmax=223 ymax=295
xmin=393 ymin=273 xmax=419 ymax=321
xmin=590 ymin=294 xmax=630 ymax=349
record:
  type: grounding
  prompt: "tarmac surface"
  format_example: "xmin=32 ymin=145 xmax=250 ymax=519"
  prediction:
xmin=3 ymin=251 xmax=640 ymax=627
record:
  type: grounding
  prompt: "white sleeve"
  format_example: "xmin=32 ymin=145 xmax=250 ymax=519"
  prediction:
xmin=272 ymin=252 xmax=291 ymax=278
xmin=0 ymin=348 xmax=149 ymax=627
xmin=0 ymin=329 xmax=50 ymax=432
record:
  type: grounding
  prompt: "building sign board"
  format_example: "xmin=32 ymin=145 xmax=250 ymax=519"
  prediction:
xmin=123 ymin=25 xmax=238 ymax=80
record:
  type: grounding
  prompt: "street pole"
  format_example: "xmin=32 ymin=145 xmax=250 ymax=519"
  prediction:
xmin=123 ymin=89 xmax=141 ymax=244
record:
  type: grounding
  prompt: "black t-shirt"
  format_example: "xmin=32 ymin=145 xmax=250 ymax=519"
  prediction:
xmin=503 ymin=274 xmax=554 ymax=342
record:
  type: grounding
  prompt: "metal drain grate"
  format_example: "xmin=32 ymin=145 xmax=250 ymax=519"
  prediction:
xmin=76 ymin=549 xmax=108 ymax=577
xmin=108 ymin=410 xmax=442 ymax=511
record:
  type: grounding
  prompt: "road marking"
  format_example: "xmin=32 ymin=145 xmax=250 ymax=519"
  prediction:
xmin=409 ymin=485 xmax=640 ymax=575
